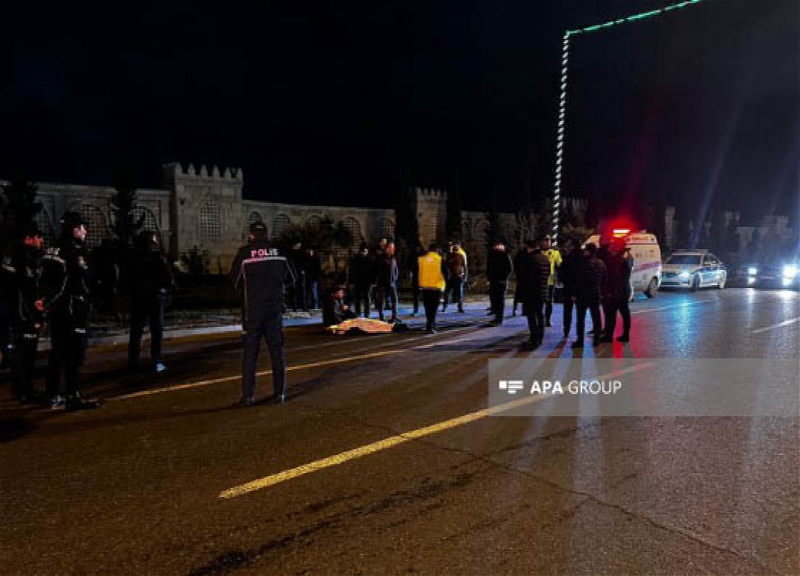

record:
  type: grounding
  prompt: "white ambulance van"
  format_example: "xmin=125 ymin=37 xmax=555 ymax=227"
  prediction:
xmin=582 ymin=231 xmax=662 ymax=298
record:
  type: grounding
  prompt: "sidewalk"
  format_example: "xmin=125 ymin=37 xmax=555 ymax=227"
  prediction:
xmin=35 ymin=297 xmax=494 ymax=351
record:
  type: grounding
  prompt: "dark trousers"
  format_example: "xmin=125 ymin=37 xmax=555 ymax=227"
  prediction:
xmin=11 ymin=322 xmax=39 ymax=399
xmin=444 ymin=277 xmax=463 ymax=310
xmin=306 ymin=280 xmax=320 ymax=309
xmin=524 ymin=299 xmax=545 ymax=344
xmin=544 ymin=285 xmax=555 ymax=323
xmin=422 ymin=289 xmax=441 ymax=330
xmin=353 ymin=284 xmax=371 ymax=318
xmin=412 ymin=281 xmax=420 ymax=313
xmin=128 ymin=293 xmax=165 ymax=365
xmin=576 ymin=300 xmax=602 ymax=344
xmin=604 ymin=298 xmax=631 ymax=339
xmin=489 ymin=281 xmax=507 ymax=322
xmin=513 ymin=288 xmax=523 ymax=314
xmin=45 ymin=312 xmax=88 ymax=398
xmin=242 ymin=309 xmax=286 ymax=401
xmin=562 ymin=295 xmax=576 ymax=337
xmin=378 ymin=284 xmax=398 ymax=321
xmin=289 ymin=276 xmax=307 ymax=311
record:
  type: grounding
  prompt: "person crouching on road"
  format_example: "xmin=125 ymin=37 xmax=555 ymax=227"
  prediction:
xmin=38 ymin=212 xmax=101 ymax=410
xmin=418 ymin=243 xmax=448 ymax=334
xmin=573 ymin=243 xmax=606 ymax=349
xmin=127 ymin=231 xmax=173 ymax=373
xmin=520 ymin=239 xmax=551 ymax=349
xmin=230 ymin=222 xmax=295 ymax=407
xmin=322 ymin=285 xmax=357 ymax=327
xmin=486 ymin=240 xmax=513 ymax=325
xmin=1 ymin=224 xmax=45 ymax=404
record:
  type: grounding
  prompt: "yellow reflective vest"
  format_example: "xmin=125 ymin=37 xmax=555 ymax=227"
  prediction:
xmin=545 ymin=248 xmax=562 ymax=286
xmin=418 ymin=252 xmax=446 ymax=290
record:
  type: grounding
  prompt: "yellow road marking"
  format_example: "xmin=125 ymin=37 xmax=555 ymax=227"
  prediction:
xmin=219 ymin=363 xmax=653 ymax=499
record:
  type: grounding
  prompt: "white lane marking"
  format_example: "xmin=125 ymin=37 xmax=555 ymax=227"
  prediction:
xmin=111 ymin=325 xmax=483 ymax=401
xmin=631 ymin=300 xmax=713 ymax=315
xmin=218 ymin=362 xmax=654 ymax=498
xmin=751 ymin=316 xmax=800 ymax=334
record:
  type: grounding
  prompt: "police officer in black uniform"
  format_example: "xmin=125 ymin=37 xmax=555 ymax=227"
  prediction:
xmin=1 ymin=223 xmax=45 ymax=403
xmin=230 ymin=222 xmax=295 ymax=406
xmin=38 ymin=212 xmax=100 ymax=410
xmin=127 ymin=231 xmax=173 ymax=373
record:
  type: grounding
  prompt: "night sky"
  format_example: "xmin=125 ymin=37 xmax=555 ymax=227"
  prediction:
xmin=1 ymin=0 xmax=797 ymax=224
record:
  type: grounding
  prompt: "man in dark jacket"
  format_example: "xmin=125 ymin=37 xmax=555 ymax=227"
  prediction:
xmin=230 ymin=222 xmax=295 ymax=406
xmin=38 ymin=212 xmax=100 ymax=410
xmin=127 ymin=231 xmax=174 ymax=373
xmin=443 ymin=244 xmax=467 ymax=313
xmin=349 ymin=242 xmax=374 ymax=318
xmin=519 ymin=239 xmax=551 ymax=349
xmin=512 ymin=246 xmax=529 ymax=316
xmin=558 ymin=237 xmax=582 ymax=339
xmin=573 ymin=243 xmax=606 ymax=349
xmin=376 ymin=241 xmax=399 ymax=323
xmin=287 ymin=242 xmax=306 ymax=312
xmin=303 ymin=248 xmax=322 ymax=310
xmin=322 ymin=285 xmax=357 ymax=327
xmin=1 ymin=224 xmax=45 ymax=403
xmin=486 ymin=241 xmax=513 ymax=324
xmin=602 ymin=239 xmax=634 ymax=342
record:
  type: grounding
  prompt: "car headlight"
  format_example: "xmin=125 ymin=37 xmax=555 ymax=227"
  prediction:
xmin=747 ymin=267 xmax=758 ymax=276
xmin=678 ymin=271 xmax=690 ymax=280
xmin=783 ymin=265 xmax=798 ymax=279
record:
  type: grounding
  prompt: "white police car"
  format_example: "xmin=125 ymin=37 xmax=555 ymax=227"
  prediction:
xmin=660 ymin=250 xmax=727 ymax=291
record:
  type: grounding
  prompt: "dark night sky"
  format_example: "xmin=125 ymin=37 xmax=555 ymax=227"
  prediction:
xmin=1 ymin=0 xmax=797 ymax=224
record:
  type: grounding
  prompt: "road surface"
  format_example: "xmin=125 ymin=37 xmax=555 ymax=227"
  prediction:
xmin=1 ymin=288 xmax=798 ymax=575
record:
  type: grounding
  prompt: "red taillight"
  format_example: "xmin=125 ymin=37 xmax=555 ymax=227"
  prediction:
xmin=612 ymin=228 xmax=630 ymax=238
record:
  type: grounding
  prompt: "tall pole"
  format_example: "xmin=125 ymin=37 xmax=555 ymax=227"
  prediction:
xmin=548 ymin=0 xmax=704 ymax=246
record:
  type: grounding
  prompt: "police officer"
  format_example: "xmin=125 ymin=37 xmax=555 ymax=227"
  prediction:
xmin=486 ymin=240 xmax=513 ymax=325
xmin=128 ymin=231 xmax=173 ymax=373
xmin=38 ymin=212 xmax=100 ymax=410
xmin=417 ymin=243 xmax=448 ymax=333
xmin=602 ymin=239 xmax=634 ymax=343
xmin=1 ymin=224 xmax=45 ymax=403
xmin=230 ymin=222 xmax=295 ymax=406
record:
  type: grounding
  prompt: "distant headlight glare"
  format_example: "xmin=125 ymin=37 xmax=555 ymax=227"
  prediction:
xmin=783 ymin=265 xmax=798 ymax=279
xmin=747 ymin=267 xmax=758 ymax=276
xmin=678 ymin=271 xmax=690 ymax=280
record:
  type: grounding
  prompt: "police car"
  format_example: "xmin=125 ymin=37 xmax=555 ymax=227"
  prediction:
xmin=660 ymin=250 xmax=727 ymax=290
xmin=583 ymin=230 xmax=663 ymax=298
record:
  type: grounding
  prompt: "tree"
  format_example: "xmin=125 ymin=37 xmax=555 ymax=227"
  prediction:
xmin=534 ymin=195 xmax=552 ymax=239
xmin=276 ymin=216 xmax=351 ymax=253
xmin=394 ymin=186 xmax=419 ymax=249
xmin=514 ymin=204 xmax=537 ymax=245
xmin=484 ymin=205 xmax=502 ymax=248
xmin=1 ymin=178 xmax=42 ymax=242
xmin=445 ymin=186 xmax=463 ymax=242
xmin=110 ymin=183 xmax=144 ymax=249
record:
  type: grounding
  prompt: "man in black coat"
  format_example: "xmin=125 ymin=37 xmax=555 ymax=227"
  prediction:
xmin=127 ymin=231 xmax=174 ymax=373
xmin=303 ymin=248 xmax=322 ymax=310
xmin=486 ymin=241 xmax=513 ymax=325
xmin=573 ymin=243 xmax=606 ymax=349
xmin=557 ymin=237 xmax=582 ymax=339
xmin=230 ymin=222 xmax=295 ymax=406
xmin=349 ymin=242 xmax=374 ymax=318
xmin=376 ymin=241 xmax=399 ymax=323
xmin=287 ymin=242 xmax=306 ymax=312
xmin=519 ymin=239 xmax=551 ymax=349
xmin=602 ymin=239 xmax=634 ymax=342
xmin=512 ymin=246 xmax=529 ymax=316
xmin=38 ymin=212 xmax=101 ymax=410
xmin=1 ymin=224 xmax=45 ymax=403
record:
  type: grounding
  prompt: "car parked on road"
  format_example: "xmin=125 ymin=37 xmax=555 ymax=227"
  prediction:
xmin=660 ymin=250 xmax=727 ymax=291
xmin=741 ymin=258 xmax=799 ymax=289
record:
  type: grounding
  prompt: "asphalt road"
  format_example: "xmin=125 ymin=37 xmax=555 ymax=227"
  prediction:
xmin=1 ymin=288 xmax=798 ymax=576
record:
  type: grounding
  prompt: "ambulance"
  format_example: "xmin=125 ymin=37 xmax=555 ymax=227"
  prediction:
xmin=581 ymin=229 xmax=662 ymax=298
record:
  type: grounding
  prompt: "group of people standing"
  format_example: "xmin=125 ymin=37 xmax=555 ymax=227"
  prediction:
xmin=1 ymin=213 xmax=174 ymax=409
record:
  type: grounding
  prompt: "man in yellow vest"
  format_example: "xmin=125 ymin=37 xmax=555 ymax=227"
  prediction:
xmin=541 ymin=235 xmax=562 ymax=327
xmin=417 ymin=243 xmax=449 ymax=334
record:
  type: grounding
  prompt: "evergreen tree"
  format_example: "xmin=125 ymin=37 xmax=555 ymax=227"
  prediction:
xmin=110 ymin=182 xmax=145 ymax=248
xmin=445 ymin=186 xmax=463 ymax=242
xmin=394 ymin=186 xmax=419 ymax=249
xmin=1 ymin=177 xmax=42 ymax=241
xmin=484 ymin=205 xmax=501 ymax=248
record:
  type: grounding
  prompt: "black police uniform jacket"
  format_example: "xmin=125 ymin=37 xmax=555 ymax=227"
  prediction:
xmin=38 ymin=237 xmax=93 ymax=325
xmin=518 ymin=250 xmax=550 ymax=303
xmin=577 ymin=256 xmax=607 ymax=304
xmin=1 ymin=240 xmax=42 ymax=327
xmin=486 ymin=251 xmax=513 ymax=284
xmin=230 ymin=240 xmax=295 ymax=326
